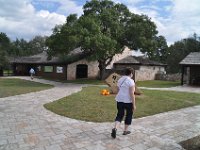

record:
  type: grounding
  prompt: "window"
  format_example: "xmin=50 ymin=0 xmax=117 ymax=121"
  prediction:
xmin=56 ymin=66 xmax=63 ymax=73
xmin=44 ymin=66 xmax=53 ymax=72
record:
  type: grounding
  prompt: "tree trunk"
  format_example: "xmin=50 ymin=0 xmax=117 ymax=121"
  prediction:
xmin=98 ymin=60 xmax=106 ymax=80
xmin=0 ymin=68 xmax=3 ymax=76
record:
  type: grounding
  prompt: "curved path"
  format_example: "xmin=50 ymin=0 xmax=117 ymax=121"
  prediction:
xmin=139 ymin=85 xmax=200 ymax=93
xmin=0 ymin=77 xmax=200 ymax=150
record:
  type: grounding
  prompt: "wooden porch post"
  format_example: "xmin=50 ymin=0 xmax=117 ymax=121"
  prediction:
xmin=181 ymin=66 xmax=184 ymax=85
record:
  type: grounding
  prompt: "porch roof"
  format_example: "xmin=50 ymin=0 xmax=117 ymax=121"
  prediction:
xmin=114 ymin=56 xmax=166 ymax=66
xmin=10 ymin=48 xmax=84 ymax=64
xmin=180 ymin=52 xmax=200 ymax=65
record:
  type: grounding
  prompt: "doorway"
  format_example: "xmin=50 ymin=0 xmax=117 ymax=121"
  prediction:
xmin=76 ymin=64 xmax=88 ymax=79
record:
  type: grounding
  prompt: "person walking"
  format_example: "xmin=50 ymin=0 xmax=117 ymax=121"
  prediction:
xmin=29 ymin=68 xmax=35 ymax=80
xmin=111 ymin=67 xmax=136 ymax=139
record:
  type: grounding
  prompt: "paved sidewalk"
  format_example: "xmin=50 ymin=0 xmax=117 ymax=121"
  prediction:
xmin=0 ymin=77 xmax=200 ymax=150
xmin=139 ymin=85 xmax=200 ymax=93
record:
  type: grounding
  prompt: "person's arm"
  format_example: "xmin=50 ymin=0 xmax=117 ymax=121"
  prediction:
xmin=129 ymin=85 xmax=136 ymax=111
xmin=116 ymin=86 xmax=119 ymax=93
xmin=116 ymin=78 xmax=121 ymax=94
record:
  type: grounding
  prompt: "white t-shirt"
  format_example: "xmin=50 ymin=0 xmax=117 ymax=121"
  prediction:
xmin=29 ymin=68 xmax=35 ymax=74
xmin=115 ymin=76 xmax=135 ymax=103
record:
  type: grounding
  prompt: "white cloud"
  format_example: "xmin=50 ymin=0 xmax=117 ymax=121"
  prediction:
xmin=159 ymin=0 xmax=200 ymax=44
xmin=115 ymin=0 xmax=146 ymax=5
xmin=1 ymin=0 xmax=200 ymax=45
xmin=31 ymin=0 xmax=83 ymax=16
xmin=56 ymin=0 xmax=83 ymax=16
xmin=0 ymin=0 xmax=66 ymax=40
xmin=123 ymin=0 xmax=200 ymax=45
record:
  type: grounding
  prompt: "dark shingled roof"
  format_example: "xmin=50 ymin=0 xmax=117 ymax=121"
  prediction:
xmin=180 ymin=52 xmax=200 ymax=65
xmin=10 ymin=48 xmax=83 ymax=64
xmin=10 ymin=52 xmax=61 ymax=64
xmin=114 ymin=56 xmax=166 ymax=66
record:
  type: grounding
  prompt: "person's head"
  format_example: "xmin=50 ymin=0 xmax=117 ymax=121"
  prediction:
xmin=124 ymin=67 xmax=134 ymax=77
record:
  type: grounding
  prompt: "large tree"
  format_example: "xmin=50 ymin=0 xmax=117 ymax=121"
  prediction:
xmin=166 ymin=33 xmax=200 ymax=73
xmin=47 ymin=0 xmax=160 ymax=79
xmin=0 ymin=32 xmax=10 ymax=71
xmin=148 ymin=36 xmax=169 ymax=63
xmin=46 ymin=14 xmax=79 ymax=58
xmin=9 ymin=38 xmax=29 ymax=57
xmin=28 ymin=36 xmax=47 ymax=54
xmin=8 ymin=36 xmax=47 ymax=58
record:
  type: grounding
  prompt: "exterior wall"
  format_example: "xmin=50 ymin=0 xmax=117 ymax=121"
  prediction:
xmin=114 ymin=64 xmax=165 ymax=81
xmin=37 ymin=65 xmax=67 ymax=79
xmin=106 ymin=47 xmax=132 ymax=69
xmin=181 ymin=66 xmax=200 ymax=85
xmin=190 ymin=66 xmax=200 ymax=85
xmin=155 ymin=73 xmax=181 ymax=81
xmin=114 ymin=64 xmax=140 ymax=71
xmin=15 ymin=64 xmax=29 ymax=75
xmin=67 ymin=47 xmax=132 ymax=80
xmin=13 ymin=47 xmax=132 ymax=80
xmin=14 ymin=64 xmax=67 ymax=79
xmin=135 ymin=66 xmax=165 ymax=81
xmin=67 ymin=59 xmax=99 ymax=80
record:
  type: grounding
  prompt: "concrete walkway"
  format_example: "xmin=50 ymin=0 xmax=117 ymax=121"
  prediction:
xmin=140 ymin=85 xmax=200 ymax=93
xmin=0 ymin=77 xmax=200 ymax=150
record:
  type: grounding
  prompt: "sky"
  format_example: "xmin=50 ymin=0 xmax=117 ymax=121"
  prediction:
xmin=0 ymin=0 xmax=200 ymax=45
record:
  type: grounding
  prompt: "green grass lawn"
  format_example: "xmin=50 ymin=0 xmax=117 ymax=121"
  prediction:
xmin=136 ymin=80 xmax=181 ymax=88
xmin=44 ymin=86 xmax=200 ymax=122
xmin=40 ymin=77 xmax=180 ymax=88
xmin=69 ymin=79 xmax=180 ymax=87
xmin=0 ymin=78 xmax=53 ymax=98
xmin=63 ymin=78 xmax=106 ymax=85
xmin=38 ymin=77 xmax=106 ymax=85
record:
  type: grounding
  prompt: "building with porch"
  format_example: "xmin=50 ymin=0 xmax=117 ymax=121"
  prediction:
xmin=10 ymin=47 xmax=132 ymax=80
xmin=180 ymin=52 xmax=200 ymax=85
xmin=10 ymin=47 xmax=167 ymax=81
xmin=113 ymin=56 xmax=166 ymax=81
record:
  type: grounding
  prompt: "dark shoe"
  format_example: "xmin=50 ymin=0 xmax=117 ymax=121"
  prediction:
xmin=111 ymin=128 xmax=117 ymax=138
xmin=123 ymin=131 xmax=131 ymax=135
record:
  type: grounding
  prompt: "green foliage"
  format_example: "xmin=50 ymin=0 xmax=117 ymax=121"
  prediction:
xmin=1 ymin=34 xmax=47 ymax=71
xmin=28 ymin=36 xmax=47 ymax=54
xmin=166 ymin=33 xmax=200 ymax=73
xmin=9 ymin=38 xmax=29 ymax=57
xmin=0 ymin=78 xmax=53 ymax=98
xmin=136 ymin=80 xmax=180 ymax=88
xmin=147 ymin=36 xmax=169 ymax=63
xmin=9 ymin=36 xmax=47 ymax=57
xmin=124 ymin=14 xmax=158 ymax=51
xmin=47 ymin=0 xmax=161 ymax=79
xmin=0 ymin=32 xmax=10 ymax=68
xmin=46 ymin=14 xmax=79 ymax=57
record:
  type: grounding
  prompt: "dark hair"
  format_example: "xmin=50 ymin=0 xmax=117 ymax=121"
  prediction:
xmin=124 ymin=67 xmax=134 ymax=76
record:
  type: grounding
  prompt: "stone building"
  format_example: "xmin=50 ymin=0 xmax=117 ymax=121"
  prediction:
xmin=11 ymin=52 xmax=68 ymax=80
xmin=10 ymin=47 xmax=132 ymax=80
xmin=11 ymin=47 xmax=166 ymax=81
xmin=113 ymin=56 xmax=166 ymax=81
xmin=179 ymin=52 xmax=200 ymax=85
xmin=66 ymin=47 xmax=132 ymax=80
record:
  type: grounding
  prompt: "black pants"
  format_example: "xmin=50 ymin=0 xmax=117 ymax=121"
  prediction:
xmin=115 ymin=102 xmax=133 ymax=125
